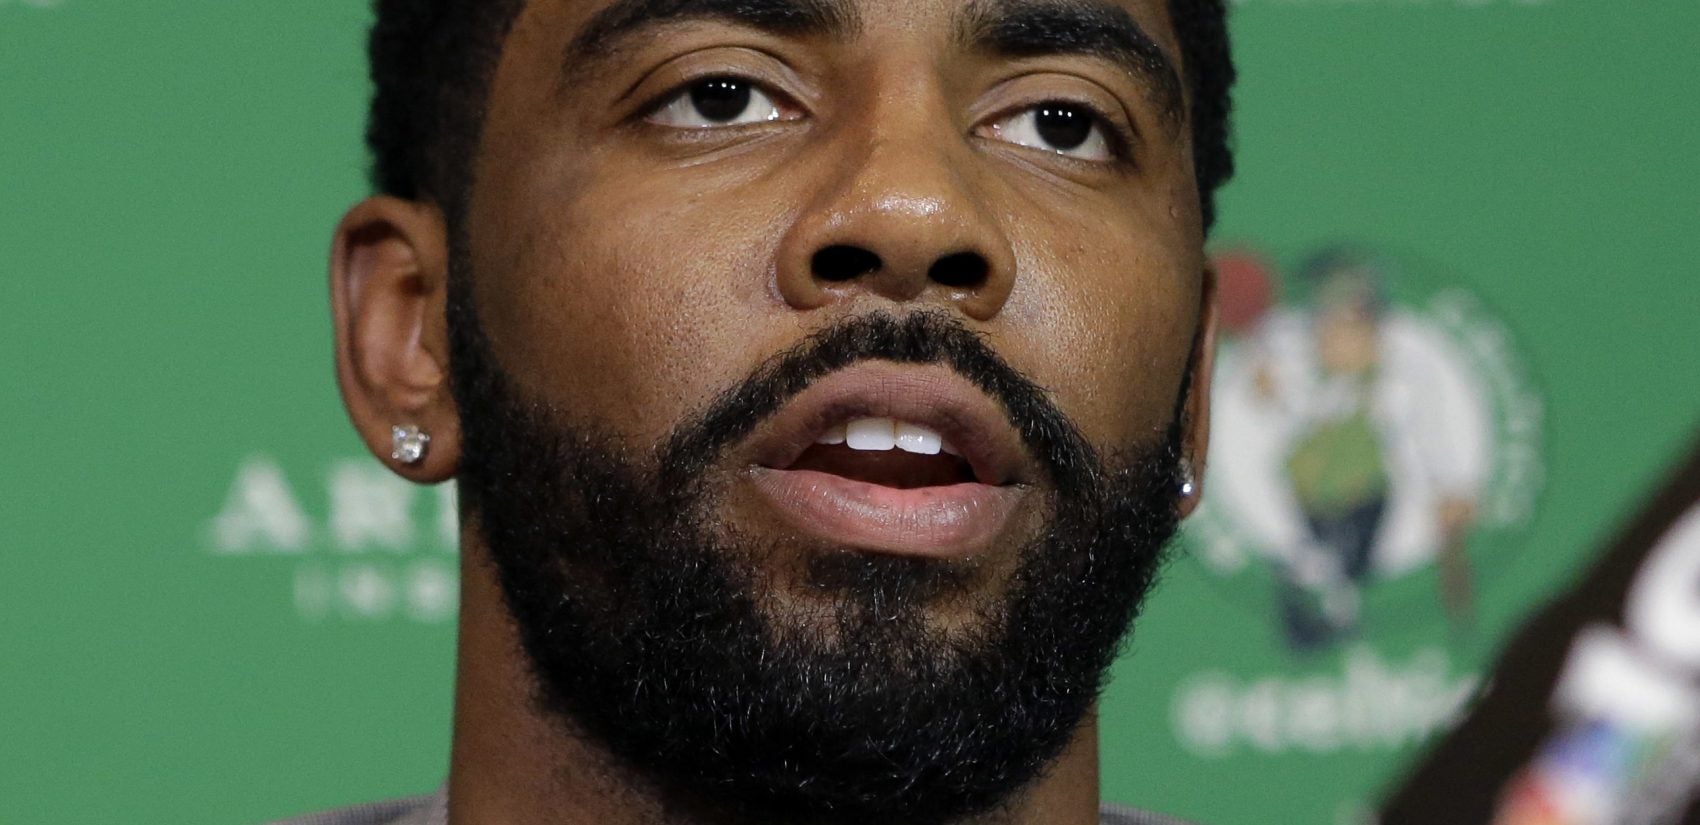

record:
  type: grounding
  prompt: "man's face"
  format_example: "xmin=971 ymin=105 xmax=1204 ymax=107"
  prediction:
xmin=466 ymin=0 xmax=1202 ymax=589
xmin=467 ymin=0 xmax=1202 ymax=479
xmin=441 ymin=0 xmax=1209 ymax=820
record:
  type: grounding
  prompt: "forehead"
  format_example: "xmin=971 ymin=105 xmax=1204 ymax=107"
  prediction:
xmin=510 ymin=0 xmax=1184 ymax=86
xmin=533 ymin=0 xmax=1179 ymax=35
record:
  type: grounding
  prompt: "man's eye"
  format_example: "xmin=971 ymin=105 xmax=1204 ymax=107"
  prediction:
xmin=647 ymin=77 xmax=790 ymax=128
xmin=987 ymin=102 xmax=1116 ymax=161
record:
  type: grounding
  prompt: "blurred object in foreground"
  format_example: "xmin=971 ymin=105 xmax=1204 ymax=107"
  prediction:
xmin=1382 ymin=429 xmax=1700 ymax=825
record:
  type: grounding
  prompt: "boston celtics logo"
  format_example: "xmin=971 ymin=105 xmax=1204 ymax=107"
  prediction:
xmin=1187 ymin=245 xmax=1545 ymax=652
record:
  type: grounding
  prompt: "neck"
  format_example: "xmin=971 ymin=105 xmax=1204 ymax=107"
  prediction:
xmin=446 ymin=541 xmax=1104 ymax=825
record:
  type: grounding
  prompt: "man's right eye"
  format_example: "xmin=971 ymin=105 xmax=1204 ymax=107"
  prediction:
xmin=646 ymin=76 xmax=794 ymax=129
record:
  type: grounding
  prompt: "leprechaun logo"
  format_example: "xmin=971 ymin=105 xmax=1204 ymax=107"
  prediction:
xmin=1189 ymin=246 xmax=1545 ymax=652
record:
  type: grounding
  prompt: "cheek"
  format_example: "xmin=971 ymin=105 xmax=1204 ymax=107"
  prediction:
xmin=467 ymin=156 xmax=799 ymax=449
xmin=997 ymin=207 xmax=1200 ymax=451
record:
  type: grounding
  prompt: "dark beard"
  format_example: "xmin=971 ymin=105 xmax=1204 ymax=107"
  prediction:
xmin=448 ymin=282 xmax=1185 ymax=825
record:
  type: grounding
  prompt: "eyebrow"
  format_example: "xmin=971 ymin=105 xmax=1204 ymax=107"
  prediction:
xmin=565 ymin=0 xmax=862 ymax=63
xmin=956 ymin=0 xmax=1185 ymax=126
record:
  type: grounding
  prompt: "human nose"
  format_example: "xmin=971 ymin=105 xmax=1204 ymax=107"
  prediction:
xmin=773 ymin=116 xmax=1017 ymax=322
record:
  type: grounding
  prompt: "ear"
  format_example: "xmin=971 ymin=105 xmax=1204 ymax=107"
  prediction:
xmin=1176 ymin=266 xmax=1219 ymax=519
xmin=330 ymin=196 xmax=460 ymax=483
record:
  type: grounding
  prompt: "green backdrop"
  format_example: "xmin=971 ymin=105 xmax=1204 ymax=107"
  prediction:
xmin=2 ymin=2 xmax=1696 ymax=824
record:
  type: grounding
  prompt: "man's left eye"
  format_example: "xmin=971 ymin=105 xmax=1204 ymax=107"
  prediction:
xmin=986 ymin=102 xmax=1116 ymax=161
xmin=647 ymin=77 xmax=791 ymax=128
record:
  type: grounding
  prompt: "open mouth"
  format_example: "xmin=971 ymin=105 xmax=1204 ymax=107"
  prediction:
xmin=743 ymin=365 xmax=1034 ymax=559
xmin=788 ymin=418 xmax=978 ymax=488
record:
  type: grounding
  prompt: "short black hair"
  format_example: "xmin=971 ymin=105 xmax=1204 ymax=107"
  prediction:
xmin=366 ymin=0 xmax=1234 ymax=229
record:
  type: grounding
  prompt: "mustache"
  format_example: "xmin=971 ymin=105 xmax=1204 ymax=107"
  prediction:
xmin=658 ymin=310 xmax=1101 ymax=494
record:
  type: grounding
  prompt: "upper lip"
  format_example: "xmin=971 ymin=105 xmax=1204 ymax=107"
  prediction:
xmin=741 ymin=361 xmax=1035 ymax=487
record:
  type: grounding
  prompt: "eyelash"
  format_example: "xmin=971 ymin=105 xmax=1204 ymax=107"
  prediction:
xmin=639 ymin=75 xmax=791 ymax=125
xmin=1019 ymin=101 xmax=1138 ymax=163
xmin=641 ymin=75 xmax=1139 ymax=164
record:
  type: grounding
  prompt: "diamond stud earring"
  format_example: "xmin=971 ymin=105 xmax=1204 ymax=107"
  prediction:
xmin=1178 ymin=457 xmax=1197 ymax=498
xmin=391 ymin=424 xmax=431 ymax=465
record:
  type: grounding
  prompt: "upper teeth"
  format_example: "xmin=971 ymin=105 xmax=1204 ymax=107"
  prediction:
xmin=818 ymin=417 xmax=960 ymax=456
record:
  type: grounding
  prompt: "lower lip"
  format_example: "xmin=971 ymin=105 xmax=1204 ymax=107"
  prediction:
xmin=747 ymin=467 xmax=1028 ymax=559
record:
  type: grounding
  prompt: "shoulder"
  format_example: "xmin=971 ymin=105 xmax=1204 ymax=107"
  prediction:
xmin=260 ymin=791 xmax=444 ymax=825
xmin=1100 ymin=801 xmax=1205 ymax=825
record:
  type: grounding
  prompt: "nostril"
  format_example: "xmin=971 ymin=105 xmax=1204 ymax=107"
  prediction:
xmin=812 ymin=245 xmax=882 ymax=282
xmin=929 ymin=252 xmax=989 ymax=289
